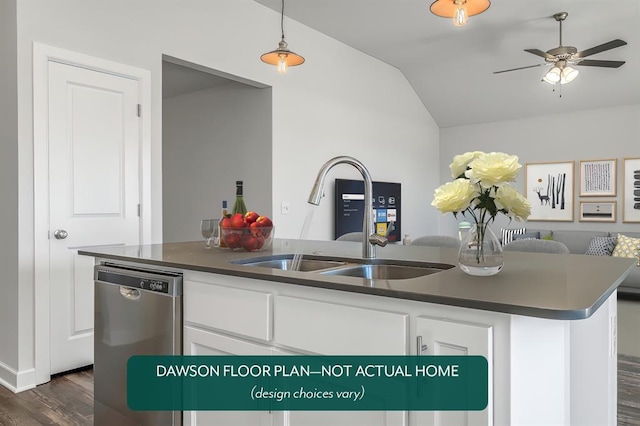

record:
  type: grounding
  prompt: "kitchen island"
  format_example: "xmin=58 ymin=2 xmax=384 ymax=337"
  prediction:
xmin=80 ymin=238 xmax=635 ymax=426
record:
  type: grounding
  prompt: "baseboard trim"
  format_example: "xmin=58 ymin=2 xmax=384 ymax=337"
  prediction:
xmin=0 ymin=360 xmax=36 ymax=393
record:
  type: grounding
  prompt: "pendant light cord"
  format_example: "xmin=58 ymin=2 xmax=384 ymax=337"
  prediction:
xmin=280 ymin=0 xmax=285 ymax=40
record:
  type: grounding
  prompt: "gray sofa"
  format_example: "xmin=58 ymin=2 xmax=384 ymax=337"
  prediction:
xmin=503 ymin=228 xmax=640 ymax=297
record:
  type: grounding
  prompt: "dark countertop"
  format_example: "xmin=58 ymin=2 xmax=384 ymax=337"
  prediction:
xmin=79 ymin=238 xmax=635 ymax=320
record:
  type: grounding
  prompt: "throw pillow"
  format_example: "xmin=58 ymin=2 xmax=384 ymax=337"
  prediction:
xmin=501 ymin=228 xmax=526 ymax=246
xmin=612 ymin=234 xmax=640 ymax=258
xmin=512 ymin=231 xmax=541 ymax=241
xmin=585 ymin=236 xmax=617 ymax=256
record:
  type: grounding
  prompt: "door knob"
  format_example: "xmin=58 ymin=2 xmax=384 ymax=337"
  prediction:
xmin=53 ymin=229 xmax=68 ymax=240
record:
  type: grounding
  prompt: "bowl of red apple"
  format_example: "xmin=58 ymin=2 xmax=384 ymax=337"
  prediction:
xmin=220 ymin=211 xmax=274 ymax=251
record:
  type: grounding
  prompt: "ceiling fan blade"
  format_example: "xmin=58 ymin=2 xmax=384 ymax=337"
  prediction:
xmin=575 ymin=39 xmax=627 ymax=59
xmin=524 ymin=49 xmax=555 ymax=60
xmin=576 ymin=59 xmax=625 ymax=68
xmin=493 ymin=63 xmax=545 ymax=74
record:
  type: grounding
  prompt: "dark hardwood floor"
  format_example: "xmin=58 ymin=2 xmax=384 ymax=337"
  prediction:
xmin=620 ymin=355 xmax=640 ymax=426
xmin=0 ymin=368 xmax=93 ymax=426
xmin=1 ymin=358 xmax=640 ymax=425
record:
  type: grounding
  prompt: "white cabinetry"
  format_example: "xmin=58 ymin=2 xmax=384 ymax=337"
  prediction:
xmin=274 ymin=295 xmax=409 ymax=355
xmin=413 ymin=316 xmax=493 ymax=426
xmin=183 ymin=326 xmax=275 ymax=426
xmin=274 ymin=295 xmax=409 ymax=426
xmin=183 ymin=278 xmax=276 ymax=426
xmin=182 ymin=273 xmax=499 ymax=426
xmin=183 ymin=274 xmax=411 ymax=426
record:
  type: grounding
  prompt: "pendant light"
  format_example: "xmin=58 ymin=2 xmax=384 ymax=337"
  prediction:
xmin=260 ymin=0 xmax=304 ymax=74
xmin=429 ymin=0 xmax=491 ymax=27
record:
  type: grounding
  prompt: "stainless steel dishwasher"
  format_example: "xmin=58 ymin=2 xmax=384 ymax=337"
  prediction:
xmin=94 ymin=262 xmax=183 ymax=426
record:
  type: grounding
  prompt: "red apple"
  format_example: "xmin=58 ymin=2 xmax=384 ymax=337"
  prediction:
xmin=244 ymin=211 xmax=259 ymax=224
xmin=241 ymin=234 xmax=263 ymax=251
xmin=255 ymin=215 xmax=273 ymax=228
xmin=229 ymin=213 xmax=246 ymax=229
xmin=223 ymin=232 xmax=241 ymax=248
xmin=249 ymin=221 xmax=265 ymax=237
xmin=220 ymin=217 xmax=231 ymax=229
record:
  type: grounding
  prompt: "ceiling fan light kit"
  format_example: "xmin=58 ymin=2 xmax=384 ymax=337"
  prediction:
xmin=429 ymin=0 xmax=491 ymax=27
xmin=542 ymin=60 xmax=579 ymax=85
xmin=493 ymin=12 xmax=627 ymax=87
xmin=260 ymin=0 xmax=304 ymax=74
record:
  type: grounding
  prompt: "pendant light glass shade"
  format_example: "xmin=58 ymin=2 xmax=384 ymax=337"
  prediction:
xmin=260 ymin=0 xmax=304 ymax=74
xmin=561 ymin=66 xmax=579 ymax=84
xmin=543 ymin=63 xmax=579 ymax=85
xmin=543 ymin=66 xmax=562 ymax=84
xmin=430 ymin=0 xmax=491 ymax=27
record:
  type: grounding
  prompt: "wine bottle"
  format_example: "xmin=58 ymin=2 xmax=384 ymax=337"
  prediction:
xmin=232 ymin=180 xmax=248 ymax=215
xmin=218 ymin=200 xmax=229 ymax=248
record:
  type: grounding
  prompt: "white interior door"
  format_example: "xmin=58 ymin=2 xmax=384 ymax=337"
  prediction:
xmin=48 ymin=61 xmax=141 ymax=374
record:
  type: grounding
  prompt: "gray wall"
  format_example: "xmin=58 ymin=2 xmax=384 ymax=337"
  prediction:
xmin=0 ymin=0 xmax=19 ymax=371
xmin=438 ymin=104 xmax=640 ymax=236
xmin=163 ymin=80 xmax=272 ymax=243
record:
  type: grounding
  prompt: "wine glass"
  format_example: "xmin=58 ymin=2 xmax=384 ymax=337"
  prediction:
xmin=200 ymin=219 xmax=219 ymax=249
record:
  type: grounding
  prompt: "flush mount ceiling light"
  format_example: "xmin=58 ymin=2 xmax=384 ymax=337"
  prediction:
xmin=429 ymin=0 xmax=491 ymax=27
xmin=260 ymin=0 xmax=304 ymax=74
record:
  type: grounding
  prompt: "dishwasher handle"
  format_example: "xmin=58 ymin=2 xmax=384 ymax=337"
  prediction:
xmin=119 ymin=286 xmax=141 ymax=300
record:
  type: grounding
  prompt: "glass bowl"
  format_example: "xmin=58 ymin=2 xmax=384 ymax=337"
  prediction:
xmin=220 ymin=226 xmax=274 ymax=252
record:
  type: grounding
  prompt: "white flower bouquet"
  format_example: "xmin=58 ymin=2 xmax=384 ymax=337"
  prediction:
xmin=432 ymin=151 xmax=531 ymax=225
xmin=432 ymin=151 xmax=531 ymax=275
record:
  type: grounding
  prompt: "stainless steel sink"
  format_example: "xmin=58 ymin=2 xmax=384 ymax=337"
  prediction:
xmin=318 ymin=263 xmax=449 ymax=279
xmin=231 ymin=255 xmax=347 ymax=272
xmin=232 ymin=254 xmax=453 ymax=280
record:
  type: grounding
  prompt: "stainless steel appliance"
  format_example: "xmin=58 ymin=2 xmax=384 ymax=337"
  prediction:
xmin=94 ymin=263 xmax=182 ymax=426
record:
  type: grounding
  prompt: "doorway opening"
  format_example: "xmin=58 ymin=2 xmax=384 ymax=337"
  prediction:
xmin=161 ymin=56 xmax=273 ymax=243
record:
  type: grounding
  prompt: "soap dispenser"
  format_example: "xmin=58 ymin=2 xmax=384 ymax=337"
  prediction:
xmin=403 ymin=234 xmax=411 ymax=245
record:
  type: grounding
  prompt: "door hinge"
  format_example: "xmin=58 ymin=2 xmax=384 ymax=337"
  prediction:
xmin=137 ymin=204 xmax=141 ymax=217
xmin=137 ymin=104 xmax=141 ymax=117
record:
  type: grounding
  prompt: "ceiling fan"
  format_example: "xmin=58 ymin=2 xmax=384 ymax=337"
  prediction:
xmin=494 ymin=12 xmax=627 ymax=85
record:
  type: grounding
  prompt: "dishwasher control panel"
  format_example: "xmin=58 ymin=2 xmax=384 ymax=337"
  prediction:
xmin=139 ymin=278 xmax=170 ymax=293
xmin=95 ymin=263 xmax=183 ymax=296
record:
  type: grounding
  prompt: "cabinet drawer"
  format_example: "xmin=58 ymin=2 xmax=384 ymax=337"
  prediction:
xmin=184 ymin=326 xmax=273 ymax=356
xmin=275 ymin=295 xmax=408 ymax=354
xmin=184 ymin=280 xmax=272 ymax=341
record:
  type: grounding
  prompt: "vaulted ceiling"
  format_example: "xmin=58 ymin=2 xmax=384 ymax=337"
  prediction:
xmin=255 ymin=0 xmax=640 ymax=127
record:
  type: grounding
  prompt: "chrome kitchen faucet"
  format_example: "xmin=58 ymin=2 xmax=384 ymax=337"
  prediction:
xmin=308 ymin=156 xmax=390 ymax=259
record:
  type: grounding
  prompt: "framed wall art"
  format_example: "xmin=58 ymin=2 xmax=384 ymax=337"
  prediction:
xmin=525 ymin=161 xmax=574 ymax=221
xmin=579 ymin=159 xmax=617 ymax=197
xmin=579 ymin=201 xmax=616 ymax=222
xmin=623 ymin=157 xmax=640 ymax=223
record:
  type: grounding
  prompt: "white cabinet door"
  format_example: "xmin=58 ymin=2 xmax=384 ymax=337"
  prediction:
xmin=270 ymin=348 xmax=408 ymax=426
xmin=413 ymin=316 xmax=493 ymax=426
xmin=285 ymin=409 xmax=407 ymax=426
xmin=183 ymin=326 xmax=274 ymax=426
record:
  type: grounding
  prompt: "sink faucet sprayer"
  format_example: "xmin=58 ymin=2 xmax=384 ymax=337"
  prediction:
xmin=308 ymin=156 xmax=392 ymax=259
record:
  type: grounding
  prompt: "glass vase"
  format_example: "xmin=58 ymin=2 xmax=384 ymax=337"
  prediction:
xmin=458 ymin=222 xmax=504 ymax=277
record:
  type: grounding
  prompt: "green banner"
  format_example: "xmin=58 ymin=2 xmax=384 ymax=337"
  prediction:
xmin=127 ymin=355 xmax=487 ymax=411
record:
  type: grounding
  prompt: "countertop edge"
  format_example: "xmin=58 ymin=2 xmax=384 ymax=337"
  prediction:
xmin=78 ymin=242 xmax=633 ymax=321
